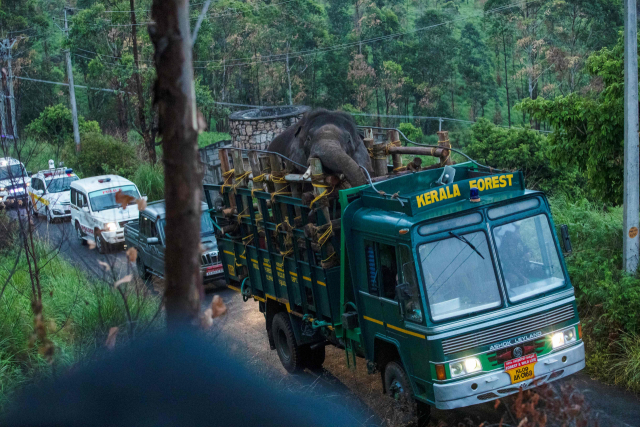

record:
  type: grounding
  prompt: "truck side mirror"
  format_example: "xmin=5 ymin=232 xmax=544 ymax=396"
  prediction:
xmin=82 ymin=206 xmax=89 ymax=212
xmin=147 ymin=237 xmax=160 ymax=245
xmin=560 ymin=224 xmax=572 ymax=254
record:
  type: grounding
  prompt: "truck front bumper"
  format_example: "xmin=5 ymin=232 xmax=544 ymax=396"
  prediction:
xmin=0 ymin=192 xmax=28 ymax=206
xmin=433 ymin=342 xmax=585 ymax=410
xmin=202 ymin=264 xmax=225 ymax=283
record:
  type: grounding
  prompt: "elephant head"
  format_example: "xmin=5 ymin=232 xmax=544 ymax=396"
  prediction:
xmin=291 ymin=110 xmax=373 ymax=187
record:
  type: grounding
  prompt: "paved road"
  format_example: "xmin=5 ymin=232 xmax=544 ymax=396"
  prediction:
xmin=21 ymin=207 xmax=640 ymax=426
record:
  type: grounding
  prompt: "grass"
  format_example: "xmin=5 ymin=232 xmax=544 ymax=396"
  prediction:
xmin=198 ymin=131 xmax=231 ymax=148
xmin=132 ymin=162 xmax=165 ymax=202
xmin=0 ymin=215 xmax=162 ymax=411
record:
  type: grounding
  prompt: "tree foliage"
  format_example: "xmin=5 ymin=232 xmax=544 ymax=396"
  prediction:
xmin=26 ymin=104 xmax=100 ymax=146
xmin=519 ymin=35 xmax=632 ymax=204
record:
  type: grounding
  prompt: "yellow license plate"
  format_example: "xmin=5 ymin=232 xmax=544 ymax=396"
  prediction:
xmin=507 ymin=362 xmax=536 ymax=384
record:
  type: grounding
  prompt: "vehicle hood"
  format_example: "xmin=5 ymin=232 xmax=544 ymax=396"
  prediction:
xmin=92 ymin=204 xmax=139 ymax=224
xmin=46 ymin=191 xmax=70 ymax=206
xmin=201 ymin=235 xmax=219 ymax=255
xmin=0 ymin=176 xmax=30 ymax=189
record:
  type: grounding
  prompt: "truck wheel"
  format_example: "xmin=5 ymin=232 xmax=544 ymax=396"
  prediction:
xmin=272 ymin=312 xmax=302 ymax=373
xmin=76 ymin=222 xmax=87 ymax=246
xmin=303 ymin=344 xmax=326 ymax=371
xmin=384 ymin=361 xmax=424 ymax=425
xmin=137 ymin=255 xmax=150 ymax=281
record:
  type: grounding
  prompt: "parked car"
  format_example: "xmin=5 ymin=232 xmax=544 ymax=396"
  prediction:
xmin=124 ymin=200 xmax=224 ymax=286
xmin=70 ymin=175 xmax=143 ymax=253
xmin=28 ymin=161 xmax=78 ymax=222
xmin=0 ymin=157 xmax=30 ymax=207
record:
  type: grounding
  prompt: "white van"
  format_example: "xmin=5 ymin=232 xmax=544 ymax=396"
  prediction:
xmin=70 ymin=175 xmax=143 ymax=253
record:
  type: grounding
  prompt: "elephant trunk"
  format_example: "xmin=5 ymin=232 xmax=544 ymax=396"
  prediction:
xmin=309 ymin=139 xmax=368 ymax=187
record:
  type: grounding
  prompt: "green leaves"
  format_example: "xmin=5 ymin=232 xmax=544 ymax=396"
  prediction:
xmin=25 ymin=104 xmax=100 ymax=147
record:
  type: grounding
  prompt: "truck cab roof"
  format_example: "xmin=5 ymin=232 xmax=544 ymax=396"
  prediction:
xmin=141 ymin=200 xmax=211 ymax=221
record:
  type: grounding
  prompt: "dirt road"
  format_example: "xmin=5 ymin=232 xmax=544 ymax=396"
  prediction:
xmin=27 ymin=209 xmax=640 ymax=427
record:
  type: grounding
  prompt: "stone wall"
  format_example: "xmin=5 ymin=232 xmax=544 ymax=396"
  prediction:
xmin=228 ymin=106 xmax=310 ymax=150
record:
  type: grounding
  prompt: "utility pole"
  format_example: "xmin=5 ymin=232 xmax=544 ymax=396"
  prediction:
xmin=0 ymin=69 xmax=7 ymax=141
xmin=623 ymin=0 xmax=639 ymax=273
xmin=64 ymin=8 xmax=81 ymax=152
xmin=0 ymin=38 xmax=18 ymax=140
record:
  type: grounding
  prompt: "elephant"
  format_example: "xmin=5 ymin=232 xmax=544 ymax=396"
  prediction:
xmin=267 ymin=109 xmax=373 ymax=187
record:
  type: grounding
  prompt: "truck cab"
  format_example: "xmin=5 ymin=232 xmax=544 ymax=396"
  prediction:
xmin=70 ymin=175 xmax=142 ymax=253
xmin=343 ymin=167 xmax=583 ymax=410
xmin=125 ymin=201 xmax=224 ymax=286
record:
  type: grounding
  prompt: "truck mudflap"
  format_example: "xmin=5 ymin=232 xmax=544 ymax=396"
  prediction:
xmin=433 ymin=342 xmax=585 ymax=410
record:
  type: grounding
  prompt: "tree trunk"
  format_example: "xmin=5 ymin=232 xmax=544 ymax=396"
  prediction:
xmin=150 ymin=0 xmax=202 ymax=327
xmin=131 ymin=0 xmax=156 ymax=163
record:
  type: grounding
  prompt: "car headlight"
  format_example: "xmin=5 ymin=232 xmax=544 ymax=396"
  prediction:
xmin=0 ymin=187 xmax=5 ymax=191
xmin=449 ymin=357 xmax=482 ymax=378
xmin=105 ymin=222 xmax=118 ymax=231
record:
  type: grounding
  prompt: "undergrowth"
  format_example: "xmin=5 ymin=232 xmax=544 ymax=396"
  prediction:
xmin=550 ymin=195 xmax=640 ymax=393
xmin=0 ymin=223 xmax=162 ymax=411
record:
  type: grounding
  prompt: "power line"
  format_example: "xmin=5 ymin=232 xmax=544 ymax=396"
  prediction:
xmin=12 ymin=76 xmax=131 ymax=94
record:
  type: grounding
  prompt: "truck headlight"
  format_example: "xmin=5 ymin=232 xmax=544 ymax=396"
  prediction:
xmin=449 ymin=357 xmax=482 ymax=378
xmin=551 ymin=327 xmax=577 ymax=349
xmin=0 ymin=187 xmax=5 ymax=191
xmin=105 ymin=222 xmax=118 ymax=231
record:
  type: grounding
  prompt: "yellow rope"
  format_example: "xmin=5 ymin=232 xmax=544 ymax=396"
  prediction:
xmin=279 ymin=247 xmax=293 ymax=257
xmin=236 ymin=207 xmax=250 ymax=224
xmin=271 ymin=185 xmax=291 ymax=202
xmin=252 ymin=173 xmax=266 ymax=183
xmin=367 ymin=147 xmax=374 ymax=158
xmin=310 ymin=186 xmax=335 ymax=209
xmin=321 ymin=251 xmax=336 ymax=263
xmin=232 ymin=171 xmax=251 ymax=190
xmin=318 ymin=224 xmax=333 ymax=247
xmin=220 ymin=169 xmax=235 ymax=194
xmin=393 ymin=166 xmax=406 ymax=172
xmin=238 ymin=233 xmax=254 ymax=261
xmin=271 ymin=173 xmax=288 ymax=184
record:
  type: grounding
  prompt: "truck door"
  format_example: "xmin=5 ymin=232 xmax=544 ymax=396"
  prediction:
xmin=140 ymin=215 xmax=163 ymax=274
xmin=358 ymin=240 xmax=385 ymax=342
xmin=379 ymin=244 xmax=425 ymax=370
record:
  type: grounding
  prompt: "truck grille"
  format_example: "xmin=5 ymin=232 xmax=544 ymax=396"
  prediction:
xmin=441 ymin=304 xmax=574 ymax=355
xmin=202 ymin=253 xmax=219 ymax=266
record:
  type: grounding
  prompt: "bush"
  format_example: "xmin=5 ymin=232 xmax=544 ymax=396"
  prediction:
xmin=550 ymin=196 xmax=640 ymax=391
xmin=25 ymin=104 xmax=100 ymax=148
xmin=0 ymin=239 xmax=162 ymax=410
xmin=74 ymin=132 xmax=137 ymax=178
xmin=466 ymin=119 xmax=585 ymax=196
xmin=0 ymin=211 xmax=17 ymax=253
xmin=133 ymin=163 xmax=164 ymax=202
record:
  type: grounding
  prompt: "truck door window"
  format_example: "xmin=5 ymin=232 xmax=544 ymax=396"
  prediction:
xmin=379 ymin=244 xmax=398 ymax=300
xmin=398 ymin=245 xmax=423 ymax=323
xmin=141 ymin=216 xmax=156 ymax=238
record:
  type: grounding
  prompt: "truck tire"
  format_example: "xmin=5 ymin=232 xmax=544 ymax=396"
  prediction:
xmin=272 ymin=312 xmax=302 ymax=373
xmin=384 ymin=360 xmax=429 ymax=426
xmin=137 ymin=255 xmax=150 ymax=281
xmin=303 ymin=344 xmax=326 ymax=371
xmin=75 ymin=222 xmax=87 ymax=246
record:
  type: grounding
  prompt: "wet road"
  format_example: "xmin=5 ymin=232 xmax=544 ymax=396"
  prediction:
xmin=24 ymin=208 xmax=640 ymax=427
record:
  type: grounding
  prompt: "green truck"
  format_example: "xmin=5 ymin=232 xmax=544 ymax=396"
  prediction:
xmin=204 ymin=147 xmax=584 ymax=424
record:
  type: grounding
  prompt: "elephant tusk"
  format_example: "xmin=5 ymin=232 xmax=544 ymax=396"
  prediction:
xmin=302 ymin=166 xmax=312 ymax=179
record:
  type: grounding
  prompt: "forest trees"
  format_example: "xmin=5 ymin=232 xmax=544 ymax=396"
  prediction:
xmin=1 ymin=0 xmax=626 ymax=142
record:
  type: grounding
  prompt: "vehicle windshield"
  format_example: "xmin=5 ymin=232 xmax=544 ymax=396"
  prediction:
xmin=46 ymin=176 xmax=79 ymax=193
xmin=0 ymin=164 xmax=27 ymax=181
xmin=418 ymin=231 xmax=501 ymax=322
xmin=89 ymin=185 xmax=139 ymax=212
xmin=157 ymin=212 xmax=216 ymax=242
xmin=494 ymin=214 xmax=565 ymax=302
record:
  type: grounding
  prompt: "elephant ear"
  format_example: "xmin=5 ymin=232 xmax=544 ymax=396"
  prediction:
xmin=294 ymin=125 xmax=303 ymax=137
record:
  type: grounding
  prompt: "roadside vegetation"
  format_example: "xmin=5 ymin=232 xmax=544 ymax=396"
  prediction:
xmin=0 ymin=212 xmax=162 ymax=411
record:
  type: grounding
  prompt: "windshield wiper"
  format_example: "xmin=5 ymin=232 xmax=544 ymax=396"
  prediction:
xmin=449 ymin=231 xmax=485 ymax=259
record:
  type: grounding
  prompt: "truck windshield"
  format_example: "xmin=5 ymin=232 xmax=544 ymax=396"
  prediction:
xmin=157 ymin=212 xmax=215 ymax=240
xmin=0 ymin=164 xmax=27 ymax=180
xmin=418 ymin=231 xmax=501 ymax=322
xmin=46 ymin=176 xmax=79 ymax=193
xmin=89 ymin=185 xmax=139 ymax=212
xmin=493 ymin=214 xmax=565 ymax=302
